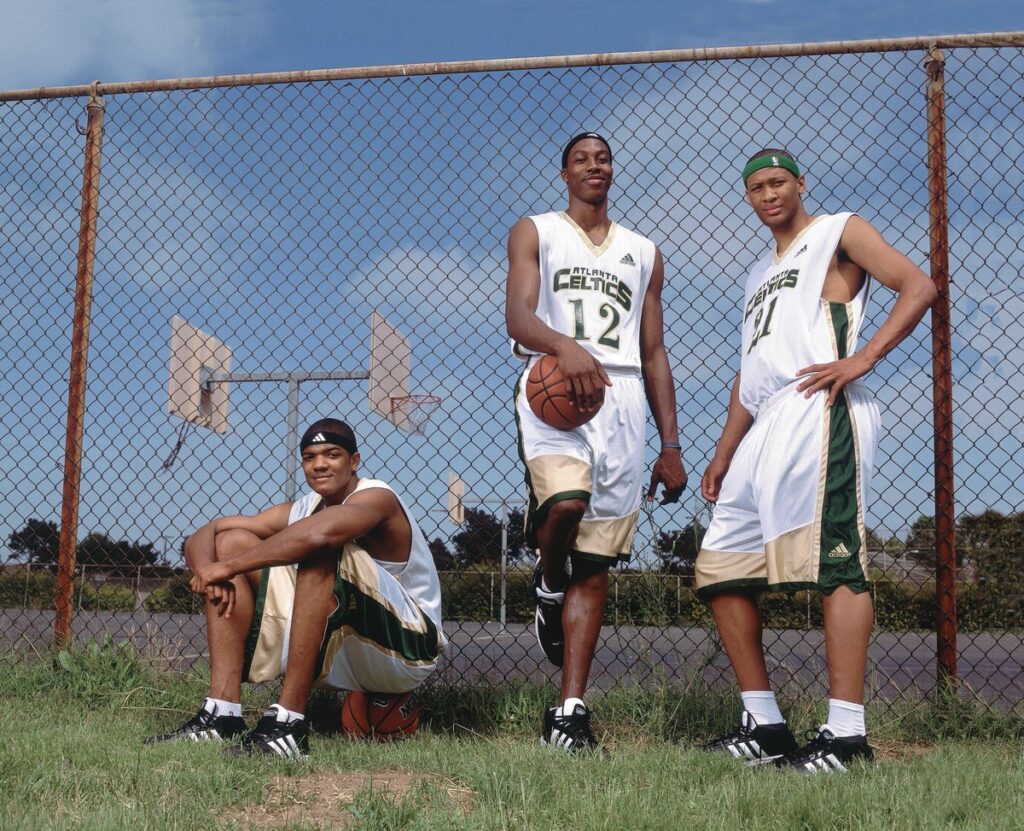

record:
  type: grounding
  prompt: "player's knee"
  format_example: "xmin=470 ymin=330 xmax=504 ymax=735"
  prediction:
xmin=214 ymin=527 xmax=261 ymax=560
xmin=545 ymin=498 xmax=587 ymax=529
xmin=568 ymin=554 xmax=610 ymax=586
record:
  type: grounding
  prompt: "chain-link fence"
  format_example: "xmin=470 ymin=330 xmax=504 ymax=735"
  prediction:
xmin=3 ymin=34 xmax=1023 ymax=708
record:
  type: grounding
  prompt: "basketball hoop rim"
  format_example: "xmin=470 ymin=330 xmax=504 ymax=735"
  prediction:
xmin=389 ymin=393 xmax=442 ymax=409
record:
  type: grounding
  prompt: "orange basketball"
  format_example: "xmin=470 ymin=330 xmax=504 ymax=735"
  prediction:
xmin=341 ymin=691 xmax=420 ymax=740
xmin=525 ymin=355 xmax=602 ymax=430
xmin=340 ymin=691 xmax=373 ymax=736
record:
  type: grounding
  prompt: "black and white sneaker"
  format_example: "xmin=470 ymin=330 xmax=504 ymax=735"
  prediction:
xmin=541 ymin=699 xmax=601 ymax=754
xmin=144 ymin=702 xmax=247 ymax=745
xmin=775 ymin=726 xmax=874 ymax=774
xmin=533 ymin=557 xmax=565 ymax=668
xmin=704 ymin=710 xmax=798 ymax=765
xmin=226 ymin=706 xmax=309 ymax=760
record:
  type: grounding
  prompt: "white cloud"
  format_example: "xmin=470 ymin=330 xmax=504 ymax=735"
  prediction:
xmin=0 ymin=0 xmax=267 ymax=90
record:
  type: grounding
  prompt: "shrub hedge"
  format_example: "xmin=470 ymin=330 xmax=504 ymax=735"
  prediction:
xmin=2 ymin=568 xmax=1021 ymax=630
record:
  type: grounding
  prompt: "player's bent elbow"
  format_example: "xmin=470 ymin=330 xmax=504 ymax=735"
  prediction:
xmin=304 ymin=526 xmax=347 ymax=555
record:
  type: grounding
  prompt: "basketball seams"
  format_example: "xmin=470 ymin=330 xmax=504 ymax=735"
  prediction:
xmin=525 ymin=354 xmax=600 ymax=430
xmin=341 ymin=690 xmax=419 ymax=740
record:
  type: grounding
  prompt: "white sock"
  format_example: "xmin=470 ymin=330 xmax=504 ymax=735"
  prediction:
xmin=557 ymin=697 xmax=586 ymax=717
xmin=740 ymin=691 xmax=784 ymax=726
xmin=825 ymin=699 xmax=865 ymax=737
xmin=203 ymin=697 xmax=242 ymax=718
xmin=268 ymin=703 xmax=305 ymax=723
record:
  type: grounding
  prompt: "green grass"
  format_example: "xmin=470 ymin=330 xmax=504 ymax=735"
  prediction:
xmin=2 ymin=642 xmax=1024 ymax=830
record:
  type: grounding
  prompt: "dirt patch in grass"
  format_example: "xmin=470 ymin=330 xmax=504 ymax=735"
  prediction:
xmin=872 ymin=738 xmax=937 ymax=761
xmin=228 ymin=770 xmax=473 ymax=829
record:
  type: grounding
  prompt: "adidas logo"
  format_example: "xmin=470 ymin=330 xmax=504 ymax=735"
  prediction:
xmin=794 ymin=244 xmax=807 ymax=258
xmin=826 ymin=543 xmax=851 ymax=559
xmin=619 ymin=253 xmax=636 ymax=266
xmin=312 ymin=433 xmax=326 ymax=443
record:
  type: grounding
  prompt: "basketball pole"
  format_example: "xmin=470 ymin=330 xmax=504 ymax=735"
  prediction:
xmin=446 ymin=480 xmax=524 ymax=631
xmin=201 ymin=368 xmax=369 ymax=500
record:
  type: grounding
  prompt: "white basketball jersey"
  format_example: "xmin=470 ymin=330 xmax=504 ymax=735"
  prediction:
xmin=289 ymin=479 xmax=444 ymax=635
xmin=740 ymin=213 xmax=871 ymax=417
xmin=513 ymin=211 xmax=656 ymax=371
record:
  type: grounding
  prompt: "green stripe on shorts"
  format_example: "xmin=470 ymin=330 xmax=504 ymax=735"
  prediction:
xmin=241 ymin=567 xmax=271 ymax=679
xmin=319 ymin=572 xmax=440 ymax=669
xmin=819 ymin=302 xmax=868 ymax=595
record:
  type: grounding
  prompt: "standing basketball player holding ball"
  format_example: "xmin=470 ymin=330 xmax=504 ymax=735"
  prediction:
xmin=505 ymin=133 xmax=688 ymax=752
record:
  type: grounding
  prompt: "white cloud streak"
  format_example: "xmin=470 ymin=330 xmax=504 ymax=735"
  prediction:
xmin=0 ymin=0 xmax=266 ymax=90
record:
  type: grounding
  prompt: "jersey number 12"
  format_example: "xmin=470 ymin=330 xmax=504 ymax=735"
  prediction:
xmin=569 ymin=299 xmax=620 ymax=349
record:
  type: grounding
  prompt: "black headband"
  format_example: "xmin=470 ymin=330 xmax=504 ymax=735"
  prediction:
xmin=299 ymin=429 xmax=358 ymax=455
xmin=561 ymin=132 xmax=612 ymax=169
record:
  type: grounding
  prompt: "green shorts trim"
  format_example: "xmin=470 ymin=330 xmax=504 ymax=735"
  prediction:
xmin=241 ymin=567 xmax=271 ymax=679
xmin=317 ymin=571 xmax=440 ymax=671
xmin=818 ymin=302 xmax=869 ymax=594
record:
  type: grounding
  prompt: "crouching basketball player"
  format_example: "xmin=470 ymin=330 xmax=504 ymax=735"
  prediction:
xmin=505 ymin=132 xmax=688 ymax=752
xmin=697 ymin=149 xmax=936 ymax=772
xmin=144 ymin=418 xmax=445 ymax=758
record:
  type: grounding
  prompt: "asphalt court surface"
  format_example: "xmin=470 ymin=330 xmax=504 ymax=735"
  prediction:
xmin=6 ymin=609 xmax=1023 ymax=704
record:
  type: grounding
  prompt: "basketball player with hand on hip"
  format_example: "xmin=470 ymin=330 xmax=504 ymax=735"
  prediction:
xmin=144 ymin=418 xmax=445 ymax=759
xmin=697 ymin=149 xmax=936 ymax=772
xmin=505 ymin=133 xmax=688 ymax=752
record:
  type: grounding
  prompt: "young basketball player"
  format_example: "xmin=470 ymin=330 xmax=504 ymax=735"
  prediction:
xmin=505 ymin=132 xmax=688 ymax=752
xmin=145 ymin=418 xmax=445 ymax=759
xmin=697 ymin=149 xmax=937 ymax=772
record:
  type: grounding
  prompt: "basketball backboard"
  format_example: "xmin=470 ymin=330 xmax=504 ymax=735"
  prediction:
xmin=167 ymin=315 xmax=232 ymax=434
xmin=369 ymin=311 xmax=411 ymax=432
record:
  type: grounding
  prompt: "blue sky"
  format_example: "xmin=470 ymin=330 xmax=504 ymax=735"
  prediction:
xmin=1 ymin=1 xmax=1021 ymax=90
xmin=1 ymin=3 xmax=1022 ymax=567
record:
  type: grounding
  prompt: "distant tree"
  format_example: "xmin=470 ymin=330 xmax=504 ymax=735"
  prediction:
xmin=428 ymin=537 xmax=456 ymax=571
xmin=506 ymin=508 xmax=530 ymax=565
xmin=656 ymin=517 xmax=706 ymax=579
xmin=8 ymin=518 xmax=60 ymax=565
xmin=76 ymin=532 xmax=163 ymax=572
xmin=904 ymin=515 xmax=937 ymax=567
xmin=958 ymin=510 xmax=1024 ymax=602
xmin=905 ymin=514 xmax=971 ymax=567
xmin=865 ymin=526 xmax=886 ymax=551
xmin=451 ymin=507 xmax=530 ymax=567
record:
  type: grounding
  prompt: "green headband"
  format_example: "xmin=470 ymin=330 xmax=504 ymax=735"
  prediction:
xmin=741 ymin=153 xmax=800 ymax=183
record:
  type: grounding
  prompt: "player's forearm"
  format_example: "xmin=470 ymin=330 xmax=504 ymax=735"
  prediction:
xmin=506 ymin=305 xmax=575 ymax=356
xmin=641 ymin=348 xmax=681 ymax=445
xmin=713 ymin=376 xmax=753 ymax=461
xmin=856 ymin=279 xmax=937 ymax=367
xmin=220 ymin=522 xmax=333 ymax=576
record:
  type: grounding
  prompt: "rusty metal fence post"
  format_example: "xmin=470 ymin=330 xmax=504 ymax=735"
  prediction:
xmin=54 ymin=89 xmax=106 ymax=648
xmin=924 ymin=48 xmax=958 ymax=685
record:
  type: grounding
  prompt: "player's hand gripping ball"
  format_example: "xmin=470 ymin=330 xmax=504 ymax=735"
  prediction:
xmin=526 ymin=354 xmax=602 ymax=430
xmin=341 ymin=691 xmax=420 ymax=741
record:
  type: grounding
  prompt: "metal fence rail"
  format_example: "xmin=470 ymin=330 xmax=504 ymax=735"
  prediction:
xmin=2 ymin=33 xmax=1023 ymax=707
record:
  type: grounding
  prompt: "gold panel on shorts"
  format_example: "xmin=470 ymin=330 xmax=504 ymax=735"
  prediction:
xmin=575 ymin=510 xmax=640 ymax=558
xmin=694 ymin=549 xmax=766 ymax=589
xmin=765 ymin=524 xmax=817 ymax=585
xmin=526 ymin=454 xmax=592 ymax=505
xmin=695 ymin=524 xmax=819 ymax=591
xmin=247 ymin=565 xmax=296 ymax=683
xmin=338 ymin=543 xmax=431 ymax=635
